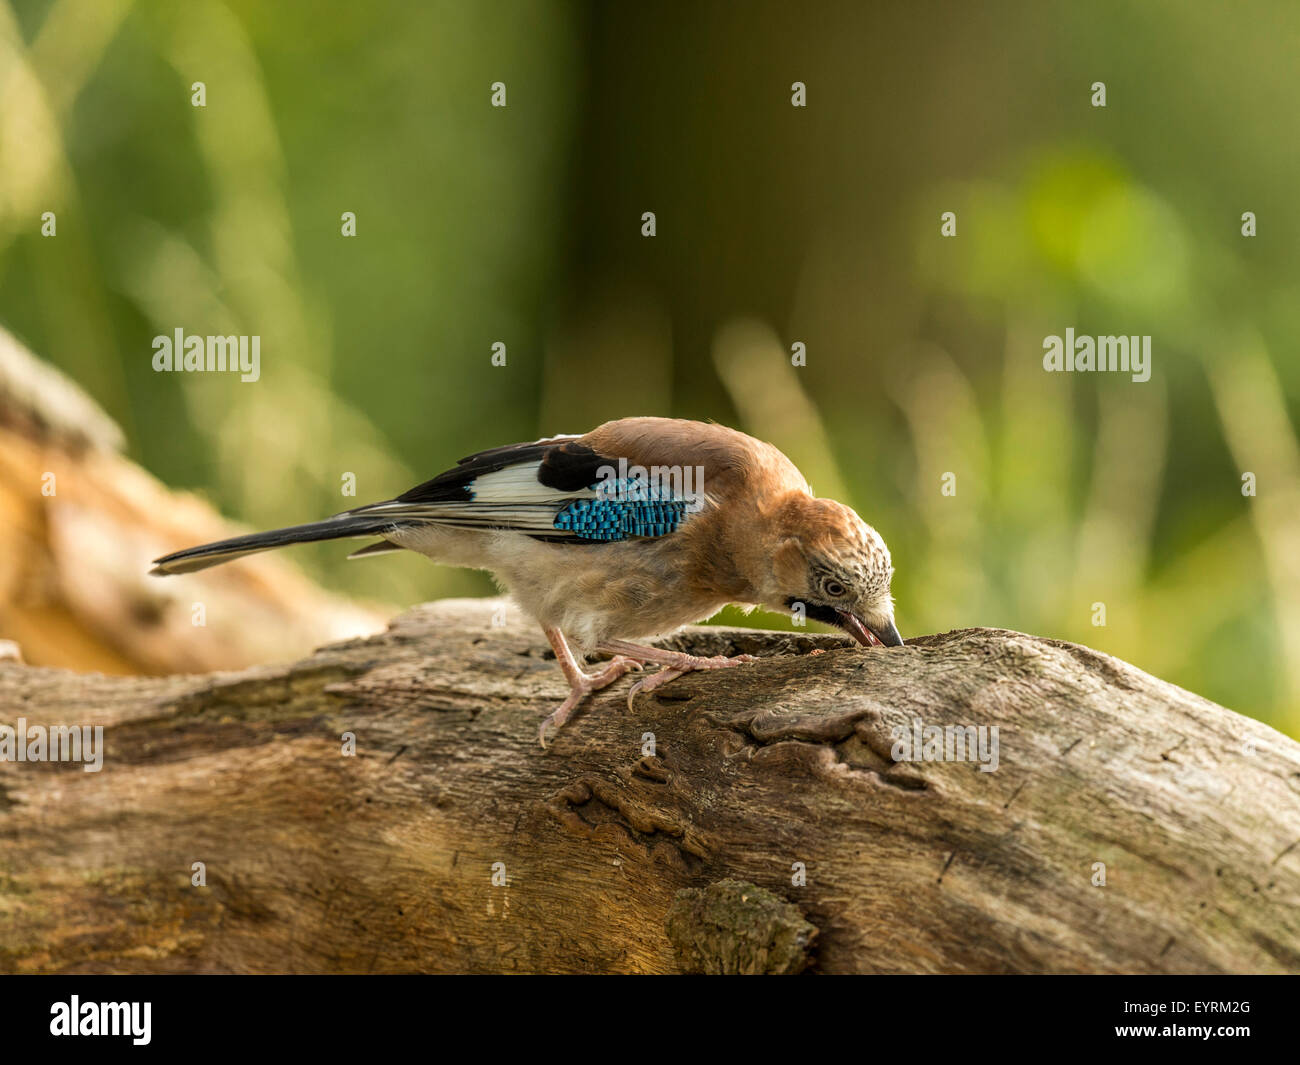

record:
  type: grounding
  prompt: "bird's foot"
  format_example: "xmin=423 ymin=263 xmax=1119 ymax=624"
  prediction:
xmin=538 ymin=655 xmax=643 ymax=748
xmin=624 ymin=652 xmax=757 ymax=710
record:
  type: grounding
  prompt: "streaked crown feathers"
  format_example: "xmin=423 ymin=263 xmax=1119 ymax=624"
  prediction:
xmin=774 ymin=494 xmax=894 ymax=598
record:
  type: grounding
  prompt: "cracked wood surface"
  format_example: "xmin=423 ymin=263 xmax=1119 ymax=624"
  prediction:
xmin=1 ymin=597 xmax=1298 ymax=973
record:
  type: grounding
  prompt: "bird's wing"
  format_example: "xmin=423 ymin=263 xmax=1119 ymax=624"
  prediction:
xmin=347 ymin=435 xmax=702 ymax=542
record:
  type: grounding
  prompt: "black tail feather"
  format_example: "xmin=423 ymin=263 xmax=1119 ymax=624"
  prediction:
xmin=150 ymin=515 xmax=401 ymax=576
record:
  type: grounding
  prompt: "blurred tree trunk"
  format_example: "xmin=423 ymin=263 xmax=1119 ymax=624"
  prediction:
xmin=2 ymin=598 xmax=1297 ymax=974
xmin=0 ymin=328 xmax=386 ymax=675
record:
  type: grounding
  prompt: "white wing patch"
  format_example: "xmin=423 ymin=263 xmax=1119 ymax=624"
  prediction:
xmin=351 ymin=450 xmax=699 ymax=542
xmin=353 ymin=459 xmax=599 ymax=535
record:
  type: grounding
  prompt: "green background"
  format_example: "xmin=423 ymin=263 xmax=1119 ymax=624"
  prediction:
xmin=3 ymin=0 xmax=1298 ymax=737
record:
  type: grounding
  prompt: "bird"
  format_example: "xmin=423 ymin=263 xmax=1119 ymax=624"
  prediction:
xmin=150 ymin=417 xmax=903 ymax=746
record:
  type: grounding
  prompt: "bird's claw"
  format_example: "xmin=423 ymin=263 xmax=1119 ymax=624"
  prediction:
xmin=625 ymin=652 xmax=757 ymax=709
xmin=538 ymin=654 xmax=645 ymax=748
xmin=541 ymin=648 xmax=755 ymax=744
xmin=626 ymin=668 xmax=686 ymax=709
xmin=538 ymin=698 xmax=581 ymax=749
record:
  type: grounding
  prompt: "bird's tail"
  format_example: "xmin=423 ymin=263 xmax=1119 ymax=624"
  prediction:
xmin=150 ymin=514 xmax=402 ymax=576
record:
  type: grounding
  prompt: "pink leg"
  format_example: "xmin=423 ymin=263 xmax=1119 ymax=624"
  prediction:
xmin=538 ymin=627 xmax=643 ymax=748
xmin=595 ymin=639 xmax=757 ymax=709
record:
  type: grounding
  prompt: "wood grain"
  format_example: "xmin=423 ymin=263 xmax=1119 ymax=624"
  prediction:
xmin=2 ymin=597 xmax=1298 ymax=973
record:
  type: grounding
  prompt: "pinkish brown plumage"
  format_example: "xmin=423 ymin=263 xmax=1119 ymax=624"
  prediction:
xmin=151 ymin=417 xmax=903 ymax=746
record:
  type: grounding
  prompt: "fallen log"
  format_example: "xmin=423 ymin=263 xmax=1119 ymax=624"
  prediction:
xmin=1 ymin=597 xmax=1297 ymax=973
xmin=0 ymin=326 xmax=389 ymax=676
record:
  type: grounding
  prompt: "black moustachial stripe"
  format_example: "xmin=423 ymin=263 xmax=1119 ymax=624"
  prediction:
xmin=786 ymin=598 xmax=843 ymax=630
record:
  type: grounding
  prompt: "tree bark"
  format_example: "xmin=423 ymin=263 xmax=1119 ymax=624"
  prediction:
xmin=0 ymin=325 xmax=388 ymax=676
xmin=1 ymin=597 xmax=1298 ymax=974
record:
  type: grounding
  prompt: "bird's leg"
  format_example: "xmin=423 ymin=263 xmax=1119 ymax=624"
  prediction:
xmin=595 ymin=639 xmax=757 ymax=709
xmin=538 ymin=627 xmax=643 ymax=747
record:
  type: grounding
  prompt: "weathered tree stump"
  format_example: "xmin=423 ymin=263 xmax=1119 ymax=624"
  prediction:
xmin=1 ymin=597 xmax=1297 ymax=973
xmin=0 ymin=326 xmax=387 ymax=676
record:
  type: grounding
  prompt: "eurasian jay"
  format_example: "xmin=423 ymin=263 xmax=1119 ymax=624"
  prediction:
xmin=151 ymin=417 xmax=903 ymax=745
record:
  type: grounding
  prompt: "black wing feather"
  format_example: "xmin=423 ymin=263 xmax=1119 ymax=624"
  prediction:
xmin=393 ymin=438 xmax=612 ymax=504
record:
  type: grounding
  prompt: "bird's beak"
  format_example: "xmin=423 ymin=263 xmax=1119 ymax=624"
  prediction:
xmin=836 ymin=610 xmax=904 ymax=648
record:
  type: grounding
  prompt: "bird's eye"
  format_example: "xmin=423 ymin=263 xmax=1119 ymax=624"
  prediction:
xmin=822 ymin=579 xmax=847 ymax=598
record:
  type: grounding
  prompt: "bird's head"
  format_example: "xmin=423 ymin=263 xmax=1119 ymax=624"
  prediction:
xmin=764 ymin=495 xmax=903 ymax=648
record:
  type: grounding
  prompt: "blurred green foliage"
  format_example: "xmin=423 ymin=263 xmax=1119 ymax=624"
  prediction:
xmin=3 ymin=0 xmax=1298 ymax=736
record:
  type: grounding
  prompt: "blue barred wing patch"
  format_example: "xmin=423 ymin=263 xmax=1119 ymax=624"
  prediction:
xmin=552 ymin=477 xmax=688 ymax=541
